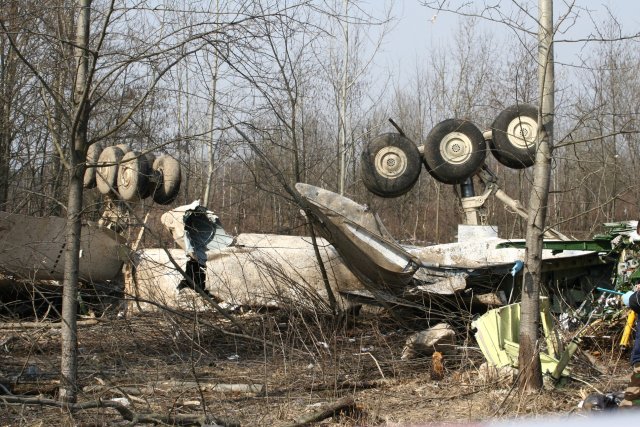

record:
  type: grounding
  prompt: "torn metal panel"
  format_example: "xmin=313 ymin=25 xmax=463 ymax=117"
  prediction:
xmin=409 ymin=272 xmax=469 ymax=295
xmin=296 ymin=183 xmax=420 ymax=291
xmin=472 ymin=297 xmax=571 ymax=377
xmin=0 ymin=212 xmax=127 ymax=282
xmin=407 ymin=238 xmax=600 ymax=271
xmin=160 ymin=201 xmax=234 ymax=253
xmin=295 ymin=183 xmax=397 ymax=241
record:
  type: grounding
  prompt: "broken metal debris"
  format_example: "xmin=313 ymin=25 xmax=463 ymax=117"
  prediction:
xmin=295 ymin=183 xmax=605 ymax=312
xmin=401 ymin=323 xmax=457 ymax=360
xmin=581 ymin=392 xmax=624 ymax=411
xmin=472 ymin=297 xmax=571 ymax=378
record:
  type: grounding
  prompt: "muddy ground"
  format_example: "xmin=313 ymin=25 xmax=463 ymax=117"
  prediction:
xmin=0 ymin=292 xmax=635 ymax=427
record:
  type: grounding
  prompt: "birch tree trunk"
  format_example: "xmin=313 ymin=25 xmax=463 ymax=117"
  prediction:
xmin=60 ymin=0 xmax=90 ymax=403
xmin=518 ymin=0 xmax=554 ymax=391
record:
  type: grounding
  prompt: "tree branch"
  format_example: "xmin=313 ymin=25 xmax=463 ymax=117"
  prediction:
xmin=0 ymin=395 xmax=239 ymax=427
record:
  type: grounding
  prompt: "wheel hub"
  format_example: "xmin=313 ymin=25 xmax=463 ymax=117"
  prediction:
xmin=507 ymin=116 xmax=537 ymax=149
xmin=375 ymin=146 xmax=408 ymax=179
xmin=439 ymin=132 xmax=472 ymax=165
xmin=120 ymin=164 xmax=134 ymax=189
xmin=98 ymin=165 xmax=111 ymax=180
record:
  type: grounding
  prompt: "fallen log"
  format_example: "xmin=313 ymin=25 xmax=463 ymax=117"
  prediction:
xmin=10 ymin=378 xmax=60 ymax=396
xmin=84 ymin=381 xmax=264 ymax=396
xmin=283 ymin=396 xmax=355 ymax=427
xmin=0 ymin=394 xmax=239 ymax=427
xmin=260 ymin=378 xmax=390 ymax=397
xmin=0 ymin=319 xmax=99 ymax=329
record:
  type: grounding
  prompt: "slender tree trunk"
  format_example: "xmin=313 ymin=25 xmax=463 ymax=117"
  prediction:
xmin=608 ymin=49 xmax=618 ymax=219
xmin=338 ymin=0 xmax=349 ymax=195
xmin=48 ymin=68 xmax=66 ymax=216
xmin=60 ymin=0 xmax=90 ymax=403
xmin=203 ymin=50 xmax=219 ymax=206
xmin=518 ymin=0 xmax=554 ymax=391
xmin=0 ymin=87 xmax=10 ymax=210
xmin=0 ymin=8 xmax=17 ymax=212
xmin=203 ymin=0 xmax=220 ymax=207
xmin=60 ymin=166 xmax=83 ymax=402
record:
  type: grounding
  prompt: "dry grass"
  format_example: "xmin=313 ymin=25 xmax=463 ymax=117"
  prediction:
xmin=0 ymin=298 xmax=634 ymax=426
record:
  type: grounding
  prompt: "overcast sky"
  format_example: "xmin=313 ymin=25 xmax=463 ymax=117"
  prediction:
xmin=369 ymin=0 xmax=640 ymax=85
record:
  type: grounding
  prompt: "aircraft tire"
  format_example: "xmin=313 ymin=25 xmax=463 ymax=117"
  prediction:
xmin=118 ymin=151 xmax=152 ymax=201
xmin=96 ymin=146 xmax=125 ymax=195
xmin=83 ymin=142 xmax=104 ymax=189
xmin=152 ymin=155 xmax=182 ymax=205
xmin=423 ymin=119 xmax=486 ymax=184
xmin=490 ymin=104 xmax=539 ymax=169
xmin=361 ymin=133 xmax=422 ymax=198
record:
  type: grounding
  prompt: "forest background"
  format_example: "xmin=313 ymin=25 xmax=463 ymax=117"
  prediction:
xmin=2 ymin=0 xmax=639 ymax=248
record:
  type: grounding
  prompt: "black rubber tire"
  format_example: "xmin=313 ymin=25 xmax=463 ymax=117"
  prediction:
xmin=490 ymin=104 xmax=539 ymax=169
xmin=116 ymin=143 xmax=131 ymax=154
xmin=117 ymin=151 xmax=152 ymax=201
xmin=152 ymin=155 xmax=181 ymax=205
xmin=360 ymin=133 xmax=422 ymax=198
xmin=423 ymin=119 xmax=486 ymax=184
xmin=96 ymin=146 xmax=125 ymax=195
xmin=83 ymin=142 xmax=103 ymax=189
xmin=139 ymin=153 xmax=156 ymax=200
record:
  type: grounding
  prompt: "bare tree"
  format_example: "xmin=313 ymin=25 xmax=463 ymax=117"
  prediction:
xmin=318 ymin=0 xmax=392 ymax=196
xmin=516 ymin=0 xmax=554 ymax=391
xmin=202 ymin=1 xmax=222 ymax=207
xmin=58 ymin=0 xmax=91 ymax=402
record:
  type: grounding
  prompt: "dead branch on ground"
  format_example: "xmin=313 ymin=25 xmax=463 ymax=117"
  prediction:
xmin=0 ymin=395 xmax=240 ymax=427
xmin=282 ymin=396 xmax=356 ymax=427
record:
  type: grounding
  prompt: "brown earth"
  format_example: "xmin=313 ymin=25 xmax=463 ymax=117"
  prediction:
xmin=0 ymin=302 xmax=634 ymax=426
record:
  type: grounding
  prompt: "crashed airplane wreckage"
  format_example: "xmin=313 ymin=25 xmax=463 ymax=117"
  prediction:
xmin=0 ymin=182 xmax=608 ymax=315
xmin=0 ymin=106 xmax=627 ymax=379
xmin=0 ymin=143 xmax=180 ymax=292
xmin=0 ymin=105 xmax=616 ymax=316
xmin=129 ymin=183 xmax=609 ymax=316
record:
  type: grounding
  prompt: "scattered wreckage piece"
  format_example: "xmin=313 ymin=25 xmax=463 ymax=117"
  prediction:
xmin=296 ymin=182 xmax=421 ymax=291
xmin=581 ymin=391 xmax=625 ymax=411
xmin=472 ymin=297 xmax=572 ymax=378
xmin=401 ymin=323 xmax=457 ymax=360
xmin=0 ymin=212 xmax=128 ymax=282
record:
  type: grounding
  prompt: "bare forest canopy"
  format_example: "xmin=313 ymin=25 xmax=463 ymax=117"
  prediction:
xmin=1 ymin=0 xmax=639 ymax=244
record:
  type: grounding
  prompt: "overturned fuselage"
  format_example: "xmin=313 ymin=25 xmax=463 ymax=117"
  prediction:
xmin=130 ymin=185 xmax=608 ymax=312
